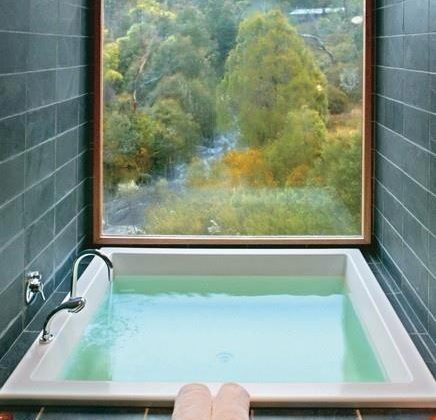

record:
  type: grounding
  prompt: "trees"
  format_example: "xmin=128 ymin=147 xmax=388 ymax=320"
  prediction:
xmin=217 ymin=11 xmax=329 ymax=188
xmin=314 ymin=129 xmax=362 ymax=220
xmin=218 ymin=10 xmax=327 ymax=147
xmin=295 ymin=0 xmax=364 ymax=103
xmin=150 ymin=98 xmax=201 ymax=172
xmin=200 ymin=0 xmax=243 ymax=72
xmin=103 ymin=0 xmax=219 ymax=190
xmin=103 ymin=109 xmax=155 ymax=191
xmin=102 ymin=0 xmax=364 ymax=236
xmin=151 ymin=75 xmax=216 ymax=139
xmin=265 ymin=109 xmax=326 ymax=185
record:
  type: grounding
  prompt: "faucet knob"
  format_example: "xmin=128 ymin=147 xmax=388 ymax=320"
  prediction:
xmin=28 ymin=271 xmax=42 ymax=280
xmin=25 ymin=271 xmax=45 ymax=304
xmin=37 ymin=281 xmax=46 ymax=301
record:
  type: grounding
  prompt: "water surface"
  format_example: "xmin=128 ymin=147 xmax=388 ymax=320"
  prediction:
xmin=63 ymin=276 xmax=385 ymax=383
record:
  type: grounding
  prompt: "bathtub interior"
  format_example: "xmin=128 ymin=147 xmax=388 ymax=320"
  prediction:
xmin=60 ymin=275 xmax=385 ymax=383
xmin=30 ymin=250 xmax=408 ymax=383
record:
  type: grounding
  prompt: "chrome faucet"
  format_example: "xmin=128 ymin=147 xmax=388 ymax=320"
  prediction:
xmin=71 ymin=249 xmax=113 ymax=298
xmin=40 ymin=297 xmax=86 ymax=343
xmin=39 ymin=250 xmax=113 ymax=344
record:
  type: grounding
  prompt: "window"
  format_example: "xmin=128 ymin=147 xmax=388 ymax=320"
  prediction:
xmin=94 ymin=0 xmax=372 ymax=244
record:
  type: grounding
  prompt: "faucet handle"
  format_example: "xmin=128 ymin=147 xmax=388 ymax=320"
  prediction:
xmin=28 ymin=271 xmax=42 ymax=281
xmin=25 ymin=271 xmax=45 ymax=304
xmin=39 ymin=281 xmax=46 ymax=301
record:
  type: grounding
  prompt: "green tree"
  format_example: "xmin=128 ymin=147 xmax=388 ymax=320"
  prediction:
xmin=103 ymin=40 xmax=123 ymax=92
xmin=146 ymin=35 xmax=206 ymax=81
xmin=265 ymin=109 xmax=326 ymax=184
xmin=201 ymin=0 xmax=244 ymax=72
xmin=150 ymin=98 xmax=201 ymax=172
xmin=314 ymin=130 xmax=362 ymax=219
xmin=115 ymin=0 xmax=176 ymax=108
xmin=103 ymin=108 xmax=155 ymax=191
xmin=218 ymin=10 xmax=328 ymax=147
xmin=151 ymin=74 xmax=216 ymax=139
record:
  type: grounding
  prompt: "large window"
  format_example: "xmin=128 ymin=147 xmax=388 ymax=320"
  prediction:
xmin=94 ymin=0 xmax=372 ymax=244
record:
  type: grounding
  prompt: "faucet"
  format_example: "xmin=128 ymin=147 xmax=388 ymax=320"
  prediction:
xmin=40 ymin=297 xmax=86 ymax=343
xmin=71 ymin=249 xmax=113 ymax=298
xmin=39 ymin=250 xmax=113 ymax=344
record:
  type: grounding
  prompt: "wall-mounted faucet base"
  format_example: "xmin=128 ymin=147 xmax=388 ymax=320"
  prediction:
xmin=25 ymin=272 xmax=45 ymax=305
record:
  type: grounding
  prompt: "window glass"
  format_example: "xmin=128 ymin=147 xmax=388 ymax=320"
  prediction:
xmin=102 ymin=0 xmax=366 ymax=239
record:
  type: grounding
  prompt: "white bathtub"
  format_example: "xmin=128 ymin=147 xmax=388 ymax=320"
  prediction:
xmin=1 ymin=248 xmax=435 ymax=407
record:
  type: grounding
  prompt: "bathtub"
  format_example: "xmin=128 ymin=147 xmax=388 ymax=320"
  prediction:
xmin=1 ymin=248 xmax=435 ymax=407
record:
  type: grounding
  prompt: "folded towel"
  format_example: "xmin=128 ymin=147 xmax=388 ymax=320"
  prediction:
xmin=212 ymin=383 xmax=250 ymax=420
xmin=172 ymin=384 xmax=213 ymax=420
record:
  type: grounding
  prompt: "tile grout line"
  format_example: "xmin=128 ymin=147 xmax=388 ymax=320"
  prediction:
xmin=380 ymin=211 xmax=435 ymax=284
xmin=35 ymin=407 xmax=45 ymax=420
xmin=0 ymin=313 xmax=22 ymax=346
xmin=375 ymin=118 xmax=436 ymax=158
xmin=373 ymin=240 xmax=425 ymax=334
xmin=24 ymin=292 xmax=68 ymax=333
xmin=0 ymin=29 xmax=90 ymax=38
xmin=376 ymin=63 xmax=436 ymax=76
xmin=0 ymin=92 xmax=90 ymax=127
xmin=376 ymin=240 xmax=430 ymax=333
xmin=375 ymin=180 xmax=436 ymax=244
xmin=375 ymin=150 xmax=436 ymax=201
xmin=0 ymin=166 xmax=85 ymax=255
xmin=410 ymin=333 xmax=436 ymax=363
xmin=0 ymin=125 xmax=79 ymax=169
xmin=1 ymin=63 xmax=91 ymax=78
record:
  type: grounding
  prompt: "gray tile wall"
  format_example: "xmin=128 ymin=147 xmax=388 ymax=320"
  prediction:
xmin=0 ymin=0 xmax=92 ymax=359
xmin=374 ymin=0 xmax=436 ymax=345
xmin=0 ymin=0 xmax=433 ymax=381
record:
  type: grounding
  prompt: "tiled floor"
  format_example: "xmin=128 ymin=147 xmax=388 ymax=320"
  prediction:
xmin=0 ymin=407 xmax=436 ymax=419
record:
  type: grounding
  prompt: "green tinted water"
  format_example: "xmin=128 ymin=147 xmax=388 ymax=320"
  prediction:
xmin=62 ymin=276 xmax=386 ymax=383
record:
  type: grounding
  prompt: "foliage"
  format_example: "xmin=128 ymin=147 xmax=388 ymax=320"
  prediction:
xmin=151 ymin=74 xmax=216 ymax=139
xmin=299 ymin=0 xmax=364 ymax=101
xmin=103 ymin=109 xmax=155 ymax=191
xmin=200 ymin=0 xmax=243 ymax=71
xmin=103 ymin=0 xmax=218 ymax=187
xmin=144 ymin=185 xmax=359 ymax=235
xmin=264 ymin=109 xmax=326 ymax=184
xmin=327 ymin=85 xmax=350 ymax=114
xmin=103 ymin=41 xmax=123 ymax=85
xmin=221 ymin=149 xmax=275 ymax=187
xmin=314 ymin=129 xmax=362 ymax=220
xmin=218 ymin=10 xmax=327 ymax=147
xmin=150 ymin=98 xmax=201 ymax=170
xmin=102 ymin=0 xmax=365 ymax=236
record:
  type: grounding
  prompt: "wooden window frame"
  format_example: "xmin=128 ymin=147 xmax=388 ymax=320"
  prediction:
xmin=92 ymin=0 xmax=373 ymax=246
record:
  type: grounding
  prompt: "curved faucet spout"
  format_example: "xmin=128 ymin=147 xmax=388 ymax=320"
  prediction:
xmin=40 ymin=297 xmax=86 ymax=343
xmin=71 ymin=249 xmax=113 ymax=298
xmin=40 ymin=250 xmax=111 ymax=344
